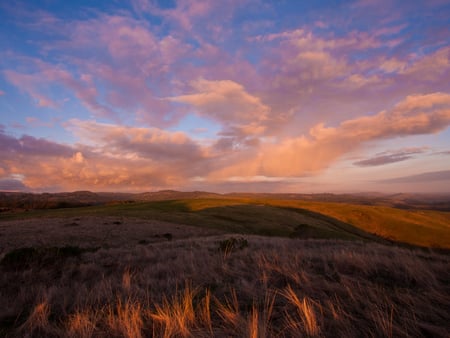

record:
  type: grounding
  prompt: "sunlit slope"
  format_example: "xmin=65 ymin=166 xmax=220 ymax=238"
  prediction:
xmin=256 ymin=199 xmax=450 ymax=248
xmin=159 ymin=198 xmax=450 ymax=248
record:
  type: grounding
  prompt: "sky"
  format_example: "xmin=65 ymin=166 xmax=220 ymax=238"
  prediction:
xmin=0 ymin=0 xmax=450 ymax=194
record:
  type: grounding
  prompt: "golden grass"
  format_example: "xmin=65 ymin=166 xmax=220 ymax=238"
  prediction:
xmin=282 ymin=285 xmax=321 ymax=336
xmin=149 ymin=286 xmax=196 ymax=337
xmin=67 ymin=311 xmax=97 ymax=338
xmin=108 ymin=299 xmax=143 ymax=338
xmin=261 ymin=199 xmax=450 ymax=248
xmin=20 ymin=300 xmax=51 ymax=334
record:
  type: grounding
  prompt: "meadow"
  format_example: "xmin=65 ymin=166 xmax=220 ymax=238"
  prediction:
xmin=0 ymin=196 xmax=449 ymax=337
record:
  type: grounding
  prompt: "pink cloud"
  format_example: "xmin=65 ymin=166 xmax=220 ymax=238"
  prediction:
xmin=400 ymin=47 xmax=450 ymax=80
xmin=4 ymin=64 xmax=114 ymax=118
xmin=34 ymin=14 xmax=194 ymax=125
xmin=3 ymin=70 xmax=59 ymax=108
xmin=0 ymin=90 xmax=5 ymax=96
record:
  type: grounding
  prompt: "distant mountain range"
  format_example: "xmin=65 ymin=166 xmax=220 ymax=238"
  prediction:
xmin=1 ymin=190 xmax=450 ymax=211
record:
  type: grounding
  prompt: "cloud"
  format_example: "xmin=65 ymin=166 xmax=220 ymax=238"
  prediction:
xmin=4 ymin=65 xmax=114 ymax=118
xmin=2 ymin=2 xmax=450 ymax=193
xmin=67 ymin=119 xmax=207 ymax=163
xmin=0 ymin=90 xmax=5 ymax=96
xmin=0 ymin=129 xmax=74 ymax=158
xmin=401 ymin=47 xmax=450 ymax=80
xmin=353 ymin=148 xmax=427 ymax=167
xmin=208 ymin=92 xmax=450 ymax=178
xmin=0 ymin=128 xmax=201 ymax=192
xmin=168 ymin=78 xmax=270 ymax=138
xmin=3 ymin=70 xmax=59 ymax=108
xmin=379 ymin=170 xmax=450 ymax=183
xmin=312 ymin=93 xmax=450 ymax=142
xmin=0 ymin=90 xmax=449 ymax=192
xmin=133 ymin=0 xmax=244 ymax=36
xmin=0 ymin=178 xmax=28 ymax=191
xmin=3 ymin=14 xmax=192 ymax=125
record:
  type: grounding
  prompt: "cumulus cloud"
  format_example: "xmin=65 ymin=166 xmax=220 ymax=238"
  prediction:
xmin=208 ymin=92 xmax=450 ymax=178
xmin=0 ymin=128 xmax=203 ymax=192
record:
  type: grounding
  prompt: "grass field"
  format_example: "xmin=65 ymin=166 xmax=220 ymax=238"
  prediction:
xmin=0 ymin=197 xmax=449 ymax=337
xmin=2 ymin=197 xmax=449 ymax=248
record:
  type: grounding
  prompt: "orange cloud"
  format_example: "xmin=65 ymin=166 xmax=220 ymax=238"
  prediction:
xmin=208 ymin=92 xmax=450 ymax=179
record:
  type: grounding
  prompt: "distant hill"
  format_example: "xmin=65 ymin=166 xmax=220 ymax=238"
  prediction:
xmin=0 ymin=191 xmax=132 ymax=210
xmin=135 ymin=190 xmax=222 ymax=201
xmin=1 ymin=190 xmax=450 ymax=211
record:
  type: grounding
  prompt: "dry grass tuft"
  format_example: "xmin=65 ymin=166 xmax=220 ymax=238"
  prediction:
xmin=19 ymin=300 xmax=53 ymax=336
xmin=216 ymin=288 xmax=242 ymax=331
xmin=107 ymin=299 xmax=143 ymax=338
xmin=282 ymin=285 xmax=321 ymax=336
xmin=149 ymin=286 xmax=196 ymax=337
xmin=67 ymin=311 xmax=97 ymax=338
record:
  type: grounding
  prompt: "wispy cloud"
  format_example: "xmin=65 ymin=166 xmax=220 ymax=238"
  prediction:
xmin=353 ymin=148 xmax=428 ymax=167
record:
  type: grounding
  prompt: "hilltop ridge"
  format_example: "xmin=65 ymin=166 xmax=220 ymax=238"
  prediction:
xmin=1 ymin=190 xmax=450 ymax=211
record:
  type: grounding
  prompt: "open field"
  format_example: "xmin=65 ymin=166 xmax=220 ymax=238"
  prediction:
xmin=2 ymin=196 xmax=449 ymax=248
xmin=0 ymin=194 xmax=449 ymax=337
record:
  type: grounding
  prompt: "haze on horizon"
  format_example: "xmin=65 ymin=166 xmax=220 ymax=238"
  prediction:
xmin=0 ymin=0 xmax=449 ymax=194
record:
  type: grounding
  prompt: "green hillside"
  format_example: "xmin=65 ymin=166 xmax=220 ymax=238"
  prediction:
xmin=2 ymin=197 xmax=449 ymax=248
